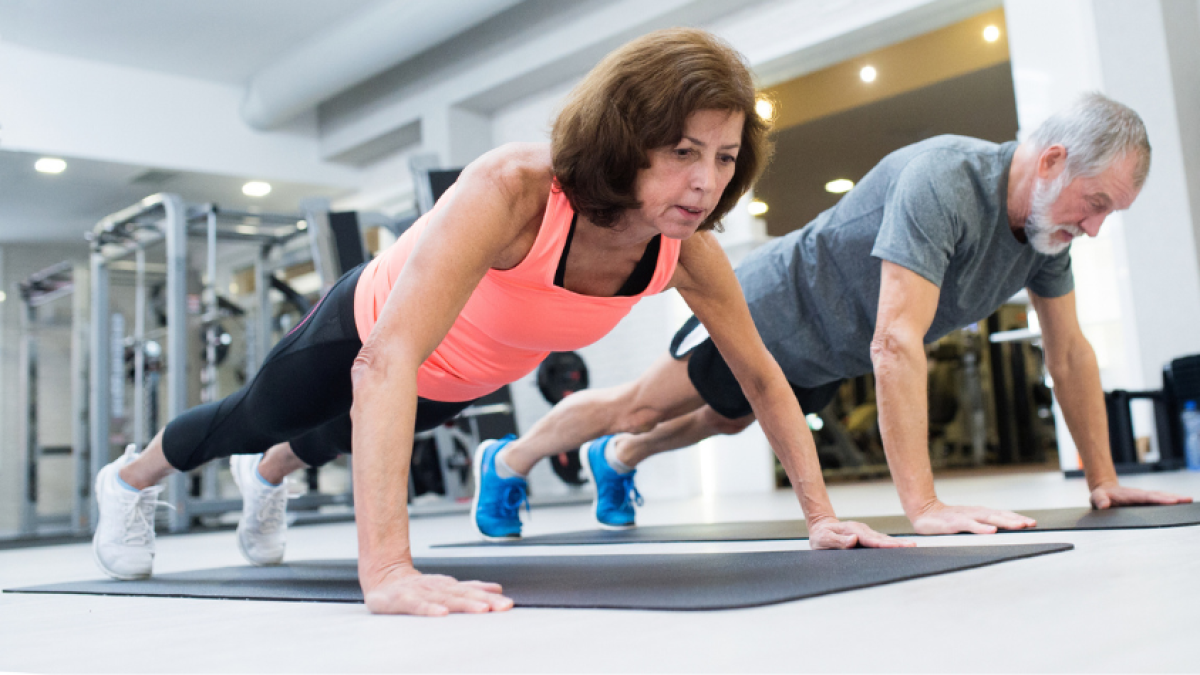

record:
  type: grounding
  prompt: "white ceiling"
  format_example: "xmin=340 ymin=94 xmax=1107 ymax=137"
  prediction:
xmin=0 ymin=0 xmax=385 ymax=85
xmin=0 ymin=149 xmax=350 ymax=243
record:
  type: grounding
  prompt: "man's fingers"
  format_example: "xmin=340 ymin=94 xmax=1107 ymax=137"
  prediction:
xmin=962 ymin=519 xmax=999 ymax=535
xmin=812 ymin=530 xmax=858 ymax=549
xmin=860 ymin=530 xmax=915 ymax=548
xmin=1144 ymin=490 xmax=1193 ymax=504
xmin=985 ymin=511 xmax=1037 ymax=530
xmin=461 ymin=580 xmax=504 ymax=594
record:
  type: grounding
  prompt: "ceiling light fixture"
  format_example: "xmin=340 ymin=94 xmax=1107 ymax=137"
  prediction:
xmin=825 ymin=179 xmax=855 ymax=194
xmin=748 ymin=200 xmax=769 ymax=216
xmin=755 ymin=98 xmax=775 ymax=121
xmin=859 ymin=65 xmax=877 ymax=83
xmin=35 ymin=158 xmax=67 ymax=174
xmin=983 ymin=25 xmax=1001 ymax=42
xmin=296 ymin=220 xmax=309 ymax=231
xmin=242 ymin=181 xmax=272 ymax=197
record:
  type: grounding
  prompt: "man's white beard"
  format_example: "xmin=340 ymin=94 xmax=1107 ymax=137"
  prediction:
xmin=1024 ymin=174 xmax=1083 ymax=255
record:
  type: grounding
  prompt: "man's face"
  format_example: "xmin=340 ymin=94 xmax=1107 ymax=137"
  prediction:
xmin=1025 ymin=150 xmax=1142 ymax=255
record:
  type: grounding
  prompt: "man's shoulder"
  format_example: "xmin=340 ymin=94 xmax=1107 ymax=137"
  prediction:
xmin=893 ymin=135 xmax=1004 ymax=180
xmin=888 ymin=136 xmax=1009 ymax=209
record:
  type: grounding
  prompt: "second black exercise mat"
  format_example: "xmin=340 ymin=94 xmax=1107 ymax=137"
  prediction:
xmin=7 ymin=544 xmax=1070 ymax=610
xmin=436 ymin=502 xmax=1200 ymax=547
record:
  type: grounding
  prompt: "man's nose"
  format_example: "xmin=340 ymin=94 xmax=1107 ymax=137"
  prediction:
xmin=1080 ymin=213 xmax=1107 ymax=237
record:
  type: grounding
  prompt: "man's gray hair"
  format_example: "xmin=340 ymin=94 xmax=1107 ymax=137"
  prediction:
xmin=1026 ymin=92 xmax=1151 ymax=188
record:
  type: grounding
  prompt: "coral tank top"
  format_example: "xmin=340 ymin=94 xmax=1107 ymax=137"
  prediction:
xmin=354 ymin=182 xmax=681 ymax=401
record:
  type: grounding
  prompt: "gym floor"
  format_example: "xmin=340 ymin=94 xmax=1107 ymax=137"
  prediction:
xmin=2 ymin=469 xmax=1198 ymax=673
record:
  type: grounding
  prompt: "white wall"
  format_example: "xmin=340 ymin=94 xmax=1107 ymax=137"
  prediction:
xmin=1006 ymin=0 xmax=1200 ymax=470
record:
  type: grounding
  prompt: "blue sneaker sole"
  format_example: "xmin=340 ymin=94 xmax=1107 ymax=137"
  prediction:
xmin=580 ymin=438 xmax=636 ymax=530
xmin=470 ymin=439 xmax=522 ymax=541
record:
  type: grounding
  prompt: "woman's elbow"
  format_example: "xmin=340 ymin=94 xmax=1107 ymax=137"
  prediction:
xmin=350 ymin=344 xmax=416 ymax=394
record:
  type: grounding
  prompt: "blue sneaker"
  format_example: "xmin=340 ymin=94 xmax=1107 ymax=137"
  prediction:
xmin=580 ymin=435 xmax=643 ymax=529
xmin=471 ymin=436 xmax=529 ymax=540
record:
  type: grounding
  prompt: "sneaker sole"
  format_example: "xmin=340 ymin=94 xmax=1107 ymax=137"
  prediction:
xmin=231 ymin=456 xmax=285 ymax=566
xmin=579 ymin=439 xmax=636 ymax=531
xmin=91 ymin=542 xmax=151 ymax=581
xmin=470 ymin=440 xmax=521 ymax=542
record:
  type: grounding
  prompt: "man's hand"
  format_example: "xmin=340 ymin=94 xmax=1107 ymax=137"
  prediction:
xmin=910 ymin=501 xmax=1037 ymax=535
xmin=1090 ymin=483 xmax=1193 ymax=510
xmin=808 ymin=518 xmax=916 ymax=549
xmin=362 ymin=565 xmax=514 ymax=616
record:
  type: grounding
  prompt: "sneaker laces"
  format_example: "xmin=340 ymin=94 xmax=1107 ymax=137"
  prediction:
xmin=606 ymin=473 xmax=643 ymax=509
xmin=121 ymin=486 xmax=172 ymax=548
xmin=254 ymin=482 xmax=289 ymax=534
xmin=495 ymin=481 xmax=531 ymax=521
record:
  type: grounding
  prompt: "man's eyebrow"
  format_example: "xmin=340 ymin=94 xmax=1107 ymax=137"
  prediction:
xmin=682 ymin=135 xmax=741 ymax=150
xmin=1091 ymin=193 xmax=1113 ymax=208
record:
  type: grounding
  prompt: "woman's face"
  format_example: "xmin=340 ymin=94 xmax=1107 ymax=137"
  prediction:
xmin=631 ymin=108 xmax=745 ymax=240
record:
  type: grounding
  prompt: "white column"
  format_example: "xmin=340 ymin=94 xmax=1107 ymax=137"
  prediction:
xmin=698 ymin=192 xmax=777 ymax=497
xmin=1005 ymin=0 xmax=1200 ymax=470
xmin=422 ymin=105 xmax=494 ymax=169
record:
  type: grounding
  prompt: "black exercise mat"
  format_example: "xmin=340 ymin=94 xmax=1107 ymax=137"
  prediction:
xmin=436 ymin=502 xmax=1200 ymax=547
xmin=6 ymin=544 xmax=1070 ymax=610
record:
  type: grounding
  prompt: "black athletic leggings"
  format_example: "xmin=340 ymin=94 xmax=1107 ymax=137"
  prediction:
xmin=161 ymin=264 xmax=477 ymax=472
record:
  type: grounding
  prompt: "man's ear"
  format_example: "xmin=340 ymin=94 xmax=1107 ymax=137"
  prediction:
xmin=1037 ymin=144 xmax=1068 ymax=181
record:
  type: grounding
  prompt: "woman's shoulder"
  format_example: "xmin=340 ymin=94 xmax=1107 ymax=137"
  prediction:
xmin=470 ymin=143 xmax=554 ymax=211
xmin=666 ymin=230 xmax=723 ymax=292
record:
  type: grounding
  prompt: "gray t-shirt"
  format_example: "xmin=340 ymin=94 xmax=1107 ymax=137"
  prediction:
xmin=738 ymin=135 xmax=1074 ymax=387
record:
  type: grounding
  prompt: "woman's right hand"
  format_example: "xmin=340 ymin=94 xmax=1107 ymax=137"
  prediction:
xmin=807 ymin=517 xmax=915 ymax=550
xmin=362 ymin=565 xmax=513 ymax=616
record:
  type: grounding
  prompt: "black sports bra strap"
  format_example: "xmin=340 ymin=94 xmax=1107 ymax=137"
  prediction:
xmin=554 ymin=215 xmax=661 ymax=297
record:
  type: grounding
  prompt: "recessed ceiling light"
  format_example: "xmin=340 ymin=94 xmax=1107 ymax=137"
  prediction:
xmin=859 ymin=66 xmax=877 ymax=83
xmin=242 ymin=181 xmax=272 ymax=197
xmin=296 ymin=219 xmax=308 ymax=231
xmin=755 ymin=98 xmax=774 ymax=121
xmin=35 ymin=157 xmax=67 ymax=174
xmin=0 ymin=290 xmax=7 ymax=302
xmin=825 ymin=179 xmax=855 ymax=194
xmin=983 ymin=25 xmax=1001 ymax=42
xmin=748 ymin=200 xmax=769 ymax=216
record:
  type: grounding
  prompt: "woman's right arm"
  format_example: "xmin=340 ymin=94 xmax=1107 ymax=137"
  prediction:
xmin=349 ymin=144 xmax=551 ymax=616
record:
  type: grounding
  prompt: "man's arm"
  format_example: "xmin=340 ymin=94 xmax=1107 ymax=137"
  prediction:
xmin=675 ymin=233 xmax=909 ymax=549
xmin=1029 ymin=289 xmax=1192 ymax=508
xmin=874 ymin=262 xmax=1037 ymax=533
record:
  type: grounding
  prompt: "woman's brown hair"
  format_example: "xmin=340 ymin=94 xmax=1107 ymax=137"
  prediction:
xmin=552 ymin=28 xmax=773 ymax=232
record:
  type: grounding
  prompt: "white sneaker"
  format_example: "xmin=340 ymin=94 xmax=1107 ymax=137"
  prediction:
xmin=230 ymin=454 xmax=288 ymax=566
xmin=92 ymin=445 xmax=166 ymax=580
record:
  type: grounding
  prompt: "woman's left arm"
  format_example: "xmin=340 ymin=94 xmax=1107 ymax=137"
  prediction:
xmin=673 ymin=232 xmax=910 ymax=549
